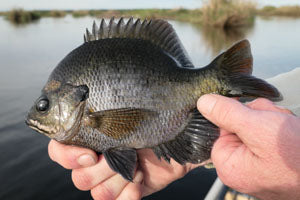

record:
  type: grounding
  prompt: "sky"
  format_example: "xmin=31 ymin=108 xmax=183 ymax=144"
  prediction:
xmin=0 ymin=0 xmax=300 ymax=11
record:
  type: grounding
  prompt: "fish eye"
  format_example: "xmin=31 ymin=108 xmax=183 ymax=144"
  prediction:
xmin=36 ymin=97 xmax=49 ymax=112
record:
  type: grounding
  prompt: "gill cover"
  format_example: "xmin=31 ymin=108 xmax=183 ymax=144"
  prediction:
xmin=26 ymin=82 xmax=89 ymax=141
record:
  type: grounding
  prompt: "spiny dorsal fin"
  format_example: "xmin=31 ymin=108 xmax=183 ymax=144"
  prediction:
xmin=84 ymin=17 xmax=194 ymax=68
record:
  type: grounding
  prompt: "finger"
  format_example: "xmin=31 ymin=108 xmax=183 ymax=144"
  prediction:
xmin=48 ymin=139 xmax=97 ymax=169
xmin=246 ymin=98 xmax=275 ymax=110
xmin=72 ymin=154 xmax=116 ymax=191
xmin=211 ymin=131 xmax=243 ymax=162
xmin=91 ymin=170 xmax=143 ymax=200
xmin=116 ymin=171 xmax=143 ymax=200
xmin=91 ymin=173 xmax=128 ymax=200
xmin=197 ymin=94 xmax=280 ymax=147
xmin=197 ymin=94 xmax=252 ymax=135
xmin=247 ymin=98 xmax=293 ymax=114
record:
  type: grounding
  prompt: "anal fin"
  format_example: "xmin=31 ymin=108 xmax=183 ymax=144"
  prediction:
xmin=104 ymin=147 xmax=137 ymax=181
xmin=152 ymin=109 xmax=219 ymax=165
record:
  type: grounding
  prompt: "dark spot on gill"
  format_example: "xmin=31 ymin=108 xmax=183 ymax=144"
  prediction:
xmin=76 ymin=85 xmax=89 ymax=102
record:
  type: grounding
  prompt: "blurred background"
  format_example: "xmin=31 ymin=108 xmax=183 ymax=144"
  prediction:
xmin=1 ymin=0 xmax=300 ymax=199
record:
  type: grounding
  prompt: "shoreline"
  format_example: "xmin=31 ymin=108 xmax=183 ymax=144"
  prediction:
xmin=1 ymin=5 xmax=300 ymax=26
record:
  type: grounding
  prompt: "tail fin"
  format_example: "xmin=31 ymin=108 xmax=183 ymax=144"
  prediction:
xmin=210 ymin=40 xmax=282 ymax=101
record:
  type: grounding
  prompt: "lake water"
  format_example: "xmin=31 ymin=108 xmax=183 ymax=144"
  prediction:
xmin=0 ymin=15 xmax=300 ymax=200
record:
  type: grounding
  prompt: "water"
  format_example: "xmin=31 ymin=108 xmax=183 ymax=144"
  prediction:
xmin=0 ymin=15 xmax=300 ymax=200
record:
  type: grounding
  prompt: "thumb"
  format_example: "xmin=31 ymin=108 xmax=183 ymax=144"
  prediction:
xmin=197 ymin=94 xmax=258 ymax=145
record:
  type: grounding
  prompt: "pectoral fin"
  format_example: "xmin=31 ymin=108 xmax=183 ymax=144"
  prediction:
xmin=104 ymin=148 xmax=137 ymax=181
xmin=86 ymin=108 xmax=156 ymax=139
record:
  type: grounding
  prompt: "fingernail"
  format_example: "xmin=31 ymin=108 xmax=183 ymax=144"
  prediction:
xmin=198 ymin=94 xmax=217 ymax=115
xmin=77 ymin=154 xmax=97 ymax=167
xmin=133 ymin=170 xmax=143 ymax=184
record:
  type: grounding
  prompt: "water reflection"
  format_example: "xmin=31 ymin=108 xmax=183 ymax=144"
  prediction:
xmin=1 ymin=15 xmax=300 ymax=200
xmin=199 ymin=25 xmax=254 ymax=56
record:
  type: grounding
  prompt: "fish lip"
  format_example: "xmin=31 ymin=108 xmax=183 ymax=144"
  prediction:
xmin=25 ymin=101 xmax=86 ymax=141
xmin=25 ymin=118 xmax=50 ymax=135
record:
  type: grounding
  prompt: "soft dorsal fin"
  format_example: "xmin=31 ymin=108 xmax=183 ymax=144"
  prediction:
xmin=210 ymin=40 xmax=253 ymax=75
xmin=84 ymin=17 xmax=194 ymax=68
xmin=208 ymin=40 xmax=282 ymax=101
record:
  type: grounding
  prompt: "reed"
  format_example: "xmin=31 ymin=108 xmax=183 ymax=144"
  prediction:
xmin=201 ymin=0 xmax=256 ymax=28
xmin=6 ymin=9 xmax=41 ymax=24
xmin=72 ymin=10 xmax=90 ymax=17
xmin=258 ymin=5 xmax=300 ymax=17
xmin=81 ymin=9 xmax=203 ymax=23
xmin=49 ymin=10 xmax=66 ymax=18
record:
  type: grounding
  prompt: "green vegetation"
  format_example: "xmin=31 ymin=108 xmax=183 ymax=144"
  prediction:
xmin=2 ymin=1 xmax=300 ymax=26
xmin=201 ymin=0 xmax=256 ymax=28
xmin=6 ymin=9 xmax=41 ymax=24
xmin=85 ymin=8 xmax=202 ymax=23
xmin=72 ymin=10 xmax=90 ymax=18
xmin=258 ymin=5 xmax=300 ymax=17
xmin=4 ymin=9 xmax=67 ymax=24
xmin=49 ymin=10 xmax=66 ymax=18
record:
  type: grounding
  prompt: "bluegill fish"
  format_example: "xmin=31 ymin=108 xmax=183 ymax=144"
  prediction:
xmin=26 ymin=17 xmax=281 ymax=181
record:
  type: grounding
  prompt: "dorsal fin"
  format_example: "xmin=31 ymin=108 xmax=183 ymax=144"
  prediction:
xmin=84 ymin=17 xmax=194 ymax=68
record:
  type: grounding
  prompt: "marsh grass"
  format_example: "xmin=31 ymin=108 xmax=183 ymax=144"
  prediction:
xmin=83 ymin=9 xmax=202 ymax=23
xmin=6 ymin=9 xmax=41 ymax=24
xmin=201 ymin=0 xmax=256 ymax=28
xmin=49 ymin=10 xmax=66 ymax=18
xmin=72 ymin=10 xmax=90 ymax=18
xmin=258 ymin=5 xmax=300 ymax=17
xmin=5 ymin=1 xmax=300 ymax=27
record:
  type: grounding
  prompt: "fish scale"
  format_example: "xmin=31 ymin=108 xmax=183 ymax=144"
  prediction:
xmin=56 ymin=40 xmax=196 ymax=149
xmin=26 ymin=18 xmax=281 ymax=181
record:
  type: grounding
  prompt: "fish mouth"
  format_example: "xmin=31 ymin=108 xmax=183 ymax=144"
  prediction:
xmin=25 ymin=118 xmax=58 ymax=137
xmin=25 ymin=101 xmax=86 ymax=141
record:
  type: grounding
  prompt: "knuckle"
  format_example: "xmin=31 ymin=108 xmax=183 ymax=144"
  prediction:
xmin=72 ymin=169 xmax=93 ymax=191
xmin=213 ymin=99 xmax=249 ymax=132
xmin=215 ymin=102 xmax=233 ymax=125
xmin=91 ymin=185 xmax=114 ymax=200
xmin=63 ymin=153 xmax=78 ymax=169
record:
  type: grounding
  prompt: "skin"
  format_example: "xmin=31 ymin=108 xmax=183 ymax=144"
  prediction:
xmin=48 ymin=94 xmax=300 ymax=200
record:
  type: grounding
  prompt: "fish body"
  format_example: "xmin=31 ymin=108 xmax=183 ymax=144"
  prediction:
xmin=50 ymin=38 xmax=218 ymax=150
xmin=26 ymin=18 xmax=281 ymax=181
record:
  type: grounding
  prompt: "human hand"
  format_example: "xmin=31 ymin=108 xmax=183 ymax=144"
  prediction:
xmin=197 ymin=94 xmax=300 ymax=200
xmin=48 ymin=140 xmax=199 ymax=199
